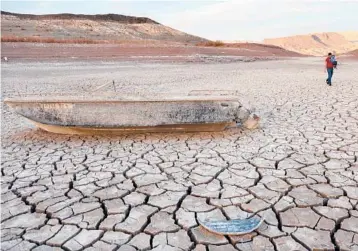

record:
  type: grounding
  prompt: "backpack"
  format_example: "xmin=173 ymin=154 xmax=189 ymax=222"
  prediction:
xmin=330 ymin=56 xmax=337 ymax=66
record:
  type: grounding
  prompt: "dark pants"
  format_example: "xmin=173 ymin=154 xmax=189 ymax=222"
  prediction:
xmin=327 ymin=68 xmax=333 ymax=84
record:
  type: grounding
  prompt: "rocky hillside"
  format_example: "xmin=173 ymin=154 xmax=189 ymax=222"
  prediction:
xmin=344 ymin=49 xmax=358 ymax=57
xmin=1 ymin=11 xmax=206 ymax=43
xmin=263 ymin=32 xmax=358 ymax=56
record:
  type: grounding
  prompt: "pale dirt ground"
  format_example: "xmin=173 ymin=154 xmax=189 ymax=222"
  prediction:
xmin=1 ymin=42 xmax=303 ymax=59
xmin=1 ymin=58 xmax=358 ymax=251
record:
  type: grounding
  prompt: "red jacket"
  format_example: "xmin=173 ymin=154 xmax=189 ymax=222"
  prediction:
xmin=326 ymin=57 xmax=333 ymax=68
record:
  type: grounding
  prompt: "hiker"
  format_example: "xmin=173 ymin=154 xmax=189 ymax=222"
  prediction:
xmin=325 ymin=52 xmax=334 ymax=86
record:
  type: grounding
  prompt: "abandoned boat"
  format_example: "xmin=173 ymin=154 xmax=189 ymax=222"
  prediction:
xmin=4 ymin=94 xmax=254 ymax=135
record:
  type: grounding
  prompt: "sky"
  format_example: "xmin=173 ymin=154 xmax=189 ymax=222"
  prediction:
xmin=1 ymin=0 xmax=358 ymax=41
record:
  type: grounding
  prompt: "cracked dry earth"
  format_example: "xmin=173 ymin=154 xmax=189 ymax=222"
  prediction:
xmin=1 ymin=58 xmax=358 ymax=251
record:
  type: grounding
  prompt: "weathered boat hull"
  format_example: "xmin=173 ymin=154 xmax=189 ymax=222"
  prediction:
xmin=31 ymin=121 xmax=232 ymax=135
xmin=5 ymin=96 xmax=250 ymax=135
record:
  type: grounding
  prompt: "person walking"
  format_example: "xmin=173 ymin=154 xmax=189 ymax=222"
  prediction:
xmin=325 ymin=52 xmax=334 ymax=86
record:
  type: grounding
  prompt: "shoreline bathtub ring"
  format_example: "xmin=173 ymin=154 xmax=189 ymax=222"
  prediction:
xmin=5 ymin=94 xmax=258 ymax=135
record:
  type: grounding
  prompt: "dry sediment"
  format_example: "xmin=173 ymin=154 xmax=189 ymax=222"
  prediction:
xmin=1 ymin=58 xmax=358 ymax=251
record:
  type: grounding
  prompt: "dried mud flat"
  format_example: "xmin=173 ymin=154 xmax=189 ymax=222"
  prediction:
xmin=1 ymin=42 xmax=303 ymax=62
xmin=1 ymin=58 xmax=358 ymax=251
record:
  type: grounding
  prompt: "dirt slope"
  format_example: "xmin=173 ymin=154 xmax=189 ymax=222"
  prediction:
xmin=1 ymin=11 xmax=206 ymax=43
xmin=343 ymin=49 xmax=358 ymax=59
xmin=264 ymin=31 xmax=358 ymax=56
xmin=1 ymin=11 xmax=304 ymax=59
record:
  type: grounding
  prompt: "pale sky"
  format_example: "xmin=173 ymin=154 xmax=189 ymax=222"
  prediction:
xmin=2 ymin=0 xmax=357 ymax=41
